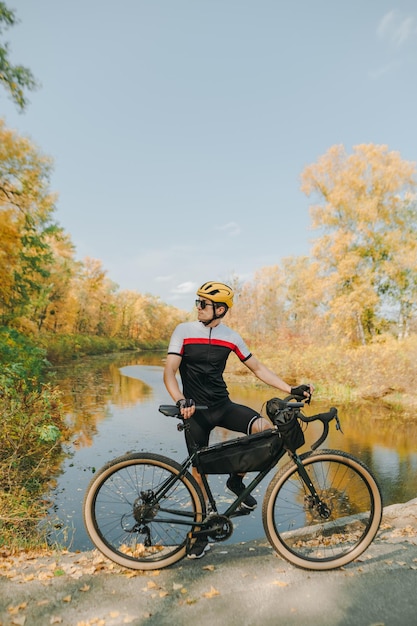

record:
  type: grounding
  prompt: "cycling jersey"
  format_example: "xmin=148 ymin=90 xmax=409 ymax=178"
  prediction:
xmin=167 ymin=320 xmax=261 ymax=450
xmin=167 ymin=320 xmax=252 ymax=408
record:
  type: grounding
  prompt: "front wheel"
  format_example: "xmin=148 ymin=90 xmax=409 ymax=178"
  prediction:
xmin=83 ymin=453 xmax=206 ymax=570
xmin=262 ymin=449 xmax=383 ymax=570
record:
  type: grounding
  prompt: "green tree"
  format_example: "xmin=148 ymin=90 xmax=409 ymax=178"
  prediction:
xmin=0 ymin=2 xmax=38 ymax=111
xmin=301 ymin=144 xmax=417 ymax=343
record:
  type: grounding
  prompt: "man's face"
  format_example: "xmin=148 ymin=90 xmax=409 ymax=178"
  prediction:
xmin=195 ymin=298 xmax=218 ymax=323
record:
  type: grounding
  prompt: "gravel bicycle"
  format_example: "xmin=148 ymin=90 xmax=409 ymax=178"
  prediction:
xmin=83 ymin=396 xmax=383 ymax=571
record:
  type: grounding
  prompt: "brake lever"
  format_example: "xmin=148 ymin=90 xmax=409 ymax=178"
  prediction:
xmin=335 ymin=411 xmax=343 ymax=433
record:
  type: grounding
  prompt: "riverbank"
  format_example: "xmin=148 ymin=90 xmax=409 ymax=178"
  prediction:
xmin=1 ymin=499 xmax=416 ymax=626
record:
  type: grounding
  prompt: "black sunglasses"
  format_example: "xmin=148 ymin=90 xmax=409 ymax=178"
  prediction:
xmin=195 ymin=299 xmax=215 ymax=309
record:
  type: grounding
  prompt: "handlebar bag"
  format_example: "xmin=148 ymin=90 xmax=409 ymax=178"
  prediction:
xmin=196 ymin=429 xmax=282 ymax=474
xmin=266 ymin=398 xmax=305 ymax=452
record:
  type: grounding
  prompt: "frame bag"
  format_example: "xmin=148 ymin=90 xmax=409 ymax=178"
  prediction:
xmin=197 ymin=429 xmax=283 ymax=474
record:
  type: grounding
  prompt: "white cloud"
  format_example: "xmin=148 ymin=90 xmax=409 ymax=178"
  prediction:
xmin=377 ymin=10 xmax=417 ymax=46
xmin=171 ymin=281 xmax=197 ymax=295
xmin=216 ymin=222 xmax=241 ymax=237
xmin=377 ymin=10 xmax=396 ymax=39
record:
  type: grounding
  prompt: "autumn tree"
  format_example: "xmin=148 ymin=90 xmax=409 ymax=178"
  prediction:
xmin=281 ymin=255 xmax=323 ymax=336
xmin=71 ymin=257 xmax=118 ymax=336
xmin=301 ymin=144 xmax=417 ymax=343
xmin=233 ymin=266 xmax=286 ymax=346
xmin=0 ymin=2 xmax=38 ymax=111
xmin=0 ymin=120 xmax=58 ymax=326
xmin=28 ymin=230 xmax=78 ymax=333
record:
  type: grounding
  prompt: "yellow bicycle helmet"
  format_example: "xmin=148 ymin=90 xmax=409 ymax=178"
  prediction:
xmin=196 ymin=281 xmax=234 ymax=308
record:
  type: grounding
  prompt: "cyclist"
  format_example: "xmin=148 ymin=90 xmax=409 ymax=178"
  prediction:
xmin=163 ymin=280 xmax=313 ymax=558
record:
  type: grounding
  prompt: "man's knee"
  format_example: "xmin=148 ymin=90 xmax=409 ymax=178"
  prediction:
xmin=250 ymin=417 xmax=271 ymax=434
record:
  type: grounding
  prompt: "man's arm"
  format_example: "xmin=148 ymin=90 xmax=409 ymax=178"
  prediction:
xmin=244 ymin=355 xmax=314 ymax=398
xmin=243 ymin=355 xmax=292 ymax=394
xmin=163 ymin=354 xmax=184 ymax=403
xmin=163 ymin=354 xmax=196 ymax=419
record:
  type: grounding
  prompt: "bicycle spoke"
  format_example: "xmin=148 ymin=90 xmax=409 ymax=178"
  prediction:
xmin=84 ymin=453 xmax=205 ymax=569
xmin=263 ymin=450 xmax=382 ymax=569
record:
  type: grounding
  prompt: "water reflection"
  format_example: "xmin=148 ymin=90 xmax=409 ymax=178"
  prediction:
xmin=52 ymin=353 xmax=160 ymax=447
xmin=48 ymin=352 xmax=417 ymax=551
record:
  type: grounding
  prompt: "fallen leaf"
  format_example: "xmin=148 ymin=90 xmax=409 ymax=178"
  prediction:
xmin=23 ymin=574 xmax=35 ymax=582
xmin=172 ymin=583 xmax=183 ymax=590
xmin=79 ymin=584 xmax=90 ymax=592
xmin=145 ymin=580 xmax=159 ymax=590
xmin=50 ymin=617 xmax=63 ymax=624
xmin=272 ymin=580 xmax=289 ymax=587
xmin=8 ymin=603 xmax=27 ymax=615
xmin=62 ymin=595 xmax=72 ymax=603
xmin=202 ymin=565 xmax=215 ymax=571
xmin=202 ymin=586 xmax=220 ymax=598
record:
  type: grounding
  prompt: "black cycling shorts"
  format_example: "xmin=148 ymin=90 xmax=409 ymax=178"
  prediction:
xmin=185 ymin=399 xmax=262 ymax=453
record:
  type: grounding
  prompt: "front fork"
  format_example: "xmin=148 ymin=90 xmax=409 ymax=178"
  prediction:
xmin=291 ymin=452 xmax=331 ymax=519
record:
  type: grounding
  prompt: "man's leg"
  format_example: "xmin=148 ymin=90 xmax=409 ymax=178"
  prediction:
xmin=249 ymin=416 xmax=272 ymax=433
xmin=226 ymin=415 xmax=273 ymax=510
xmin=191 ymin=466 xmax=208 ymax=502
xmin=185 ymin=413 xmax=212 ymax=559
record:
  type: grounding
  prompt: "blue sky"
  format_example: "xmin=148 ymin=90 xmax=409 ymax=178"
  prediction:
xmin=2 ymin=1 xmax=417 ymax=310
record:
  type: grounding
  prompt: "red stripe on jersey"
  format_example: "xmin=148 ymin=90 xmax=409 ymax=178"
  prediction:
xmin=182 ymin=337 xmax=247 ymax=361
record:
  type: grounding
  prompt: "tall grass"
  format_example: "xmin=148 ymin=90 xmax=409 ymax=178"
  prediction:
xmin=227 ymin=334 xmax=417 ymax=409
xmin=0 ymin=328 xmax=68 ymax=549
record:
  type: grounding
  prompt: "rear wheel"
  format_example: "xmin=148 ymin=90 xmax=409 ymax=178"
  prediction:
xmin=83 ymin=453 xmax=206 ymax=570
xmin=263 ymin=449 xmax=382 ymax=570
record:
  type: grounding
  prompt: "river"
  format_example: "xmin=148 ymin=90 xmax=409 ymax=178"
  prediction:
xmin=46 ymin=351 xmax=417 ymax=551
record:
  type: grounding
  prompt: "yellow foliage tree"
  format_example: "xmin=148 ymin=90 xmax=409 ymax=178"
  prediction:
xmin=233 ymin=266 xmax=286 ymax=347
xmin=301 ymin=144 xmax=417 ymax=343
xmin=0 ymin=119 xmax=57 ymax=325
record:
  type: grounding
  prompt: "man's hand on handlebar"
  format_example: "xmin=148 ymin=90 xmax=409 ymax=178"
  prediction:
xmin=176 ymin=398 xmax=196 ymax=419
xmin=290 ymin=384 xmax=314 ymax=404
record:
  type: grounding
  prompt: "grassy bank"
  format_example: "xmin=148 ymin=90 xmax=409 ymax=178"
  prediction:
xmin=0 ymin=329 xmax=167 ymax=550
xmin=226 ymin=333 xmax=417 ymax=413
xmin=0 ymin=368 xmax=67 ymax=550
xmin=41 ymin=333 xmax=167 ymax=364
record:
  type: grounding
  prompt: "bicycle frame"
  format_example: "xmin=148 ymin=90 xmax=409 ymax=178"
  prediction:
xmin=152 ymin=403 xmax=337 ymax=534
xmin=195 ymin=447 xmax=288 ymax=517
xmin=138 ymin=442 xmax=289 ymax=537
xmin=150 ymin=401 xmax=346 ymax=540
